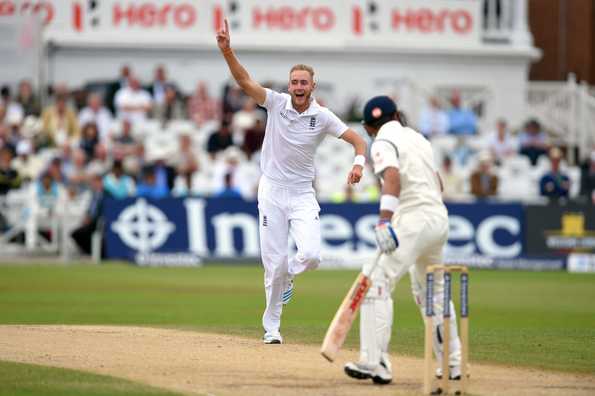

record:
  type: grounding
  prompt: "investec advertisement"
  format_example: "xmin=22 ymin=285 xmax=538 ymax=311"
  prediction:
xmin=104 ymin=198 xmax=531 ymax=269
xmin=1 ymin=0 xmax=481 ymax=49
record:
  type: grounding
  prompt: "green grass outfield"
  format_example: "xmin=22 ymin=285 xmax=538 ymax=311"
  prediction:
xmin=1 ymin=263 xmax=594 ymax=394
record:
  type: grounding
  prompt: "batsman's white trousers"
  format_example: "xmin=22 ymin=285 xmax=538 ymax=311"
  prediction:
xmin=257 ymin=176 xmax=321 ymax=334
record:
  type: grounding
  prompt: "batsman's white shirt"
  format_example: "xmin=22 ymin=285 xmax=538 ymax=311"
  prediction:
xmin=258 ymin=89 xmax=348 ymax=335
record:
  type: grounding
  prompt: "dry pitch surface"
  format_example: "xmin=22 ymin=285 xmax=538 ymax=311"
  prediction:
xmin=0 ymin=325 xmax=593 ymax=396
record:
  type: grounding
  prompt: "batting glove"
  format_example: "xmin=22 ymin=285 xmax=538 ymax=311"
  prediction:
xmin=375 ymin=220 xmax=399 ymax=253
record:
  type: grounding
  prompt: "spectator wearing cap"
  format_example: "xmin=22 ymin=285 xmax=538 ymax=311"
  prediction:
xmin=187 ymin=82 xmax=220 ymax=127
xmin=0 ymin=147 xmax=21 ymax=195
xmin=16 ymin=80 xmax=41 ymax=117
xmin=40 ymin=90 xmax=80 ymax=147
xmin=539 ymin=147 xmax=570 ymax=201
xmin=207 ymin=121 xmax=235 ymax=158
xmin=447 ymin=90 xmax=477 ymax=135
xmin=103 ymin=159 xmax=135 ymax=199
xmin=418 ymin=96 xmax=449 ymax=139
xmin=114 ymin=76 xmax=152 ymax=126
xmin=518 ymin=118 xmax=549 ymax=166
xmin=78 ymin=93 xmax=113 ymax=142
xmin=580 ymin=149 xmax=595 ymax=204
xmin=470 ymin=152 xmax=499 ymax=199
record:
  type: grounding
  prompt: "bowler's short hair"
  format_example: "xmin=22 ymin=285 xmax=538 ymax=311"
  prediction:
xmin=289 ymin=64 xmax=315 ymax=80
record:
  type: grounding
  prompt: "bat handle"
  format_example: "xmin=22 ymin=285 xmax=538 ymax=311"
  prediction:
xmin=362 ymin=251 xmax=382 ymax=278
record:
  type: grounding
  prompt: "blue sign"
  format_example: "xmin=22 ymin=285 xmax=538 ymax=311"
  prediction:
xmin=103 ymin=198 xmax=524 ymax=263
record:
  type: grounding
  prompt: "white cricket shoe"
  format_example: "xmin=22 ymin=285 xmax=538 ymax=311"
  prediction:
xmin=435 ymin=365 xmax=462 ymax=380
xmin=282 ymin=275 xmax=294 ymax=305
xmin=263 ymin=332 xmax=283 ymax=344
xmin=344 ymin=359 xmax=392 ymax=385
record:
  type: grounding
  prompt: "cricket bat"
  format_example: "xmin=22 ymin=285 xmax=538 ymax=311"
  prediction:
xmin=320 ymin=252 xmax=381 ymax=362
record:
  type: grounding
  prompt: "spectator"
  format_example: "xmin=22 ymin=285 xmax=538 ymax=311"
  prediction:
xmin=40 ymin=90 xmax=79 ymax=147
xmin=580 ymin=150 xmax=595 ymax=204
xmin=136 ymin=165 xmax=169 ymax=199
xmin=63 ymin=148 xmax=89 ymax=191
xmin=451 ymin=136 xmax=476 ymax=168
xmin=26 ymin=170 xmax=62 ymax=249
xmin=152 ymin=151 xmax=176 ymax=192
xmin=146 ymin=65 xmax=171 ymax=106
xmin=78 ymin=93 xmax=113 ymax=141
xmin=232 ymin=98 xmax=258 ymax=141
xmin=106 ymin=64 xmax=132 ymax=113
xmin=87 ymin=143 xmax=111 ymax=176
xmin=103 ymin=159 xmax=135 ymax=199
xmin=16 ymin=79 xmax=41 ymax=117
xmin=114 ymin=76 xmax=152 ymax=126
xmin=518 ymin=118 xmax=549 ymax=166
xmin=440 ymin=155 xmax=465 ymax=201
xmin=79 ymin=123 xmax=100 ymax=160
xmin=242 ymin=117 xmax=265 ymax=159
xmin=418 ymin=96 xmax=449 ymax=139
xmin=0 ymin=148 xmax=21 ymax=195
xmin=152 ymin=84 xmax=185 ymax=124
xmin=187 ymin=82 xmax=220 ymax=127
xmin=207 ymin=121 xmax=234 ymax=158
xmin=470 ymin=152 xmax=499 ymax=199
xmin=539 ymin=147 xmax=570 ymax=201
xmin=447 ymin=90 xmax=477 ymax=135
xmin=111 ymin=118 xmax=139 ymax=158
xmin=1 ymin=85 xmax=24 ymax=126
xmin=222 ymin=84 xmax=245 ymax=117
xmin=487 ymin=118 xmax=517 ymax=165
xmin=214 ymin=172 xmax=243 ymax=199
xmin=71 ymin=172 xmax=105 ymax=255
xmin=11 ymin=140 xmax=43 ymax=183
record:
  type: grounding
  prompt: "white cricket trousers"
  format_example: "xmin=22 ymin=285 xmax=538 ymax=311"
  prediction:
xmin=257 ymin=176 xmax=322 ymax=334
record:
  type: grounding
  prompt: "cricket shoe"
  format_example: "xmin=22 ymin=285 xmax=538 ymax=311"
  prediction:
xmin=263 ymin=332 xmax=283 ymax=344
xmin=435 ymin=365 xmax=462 ymax=380
xmin=282 ymin=276 xmax=294 ymax=305
xmin=344 ymin=359 xmax=392 ymax=385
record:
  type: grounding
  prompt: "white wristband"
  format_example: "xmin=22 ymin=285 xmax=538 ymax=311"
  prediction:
xmin=353 ymin=155 xmax=366 ymax=167
xmin=380 ymin=195 xmax=400 ymax=212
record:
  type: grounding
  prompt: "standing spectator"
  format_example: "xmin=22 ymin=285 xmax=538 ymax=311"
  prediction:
xmin=539 ymin=147 xmax=570 ymax=201
xmin=487 ymin=118 xmax=517 ymax=165
xmin=79 ymin=123 xmax=100 ymax=160
xmin=470 ymin=152 xmax=499 ymax=199
xmin=152 ymin=84 xmax=185 ymax=124
xmin=40 ymin=91 xmax=79 ymax=147
xmin=1 ymin=85 xmax=24 ymax=125
xmin=187 ymin=82 xmax=220 ymax=126
xmin=114 ymin=76 xmax=152 ymax=126
xmin=147 ymin=65 xmax=171 ymax=106
xmin=207 ymin=121 xmax=234 ymax=158
xmin=16 ymin=79 xmax=41 ymax=117
xmin=103 ymin=159 xmax=135 ymax=199
xmin=106 ymin=64 xmax=132 ymax=113
xmin=0 ymin=148 xmax=21 ymax=195
xmin=518 ymin=118 xmax=549 ymax=166
xmin=418 ymin=96 xmax=449 ymax=139
xmin=440 ymin=155 xmax=465 ymax=201
xmin=71 ymin=172 xmax=105 ymax=255
xmin=447 ymin=90 xmax=477 ymax=135
xmin=580 ymin=150 xmax=595 ymax=204
xmin=78 ymin=93 xmax=113 ymax=142
xmin=136 ymin=165 xmax=169 ymax=199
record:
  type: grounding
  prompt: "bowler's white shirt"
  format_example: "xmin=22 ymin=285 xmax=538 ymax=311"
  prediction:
xmin=371 ymin=121 xmax=445 ymax=215
xmin=260 ymin=89 xmax=347 ymax=190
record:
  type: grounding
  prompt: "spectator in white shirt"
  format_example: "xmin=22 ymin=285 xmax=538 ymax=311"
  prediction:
xmin=418 ymin=96 xmax=449 ymax=139
xmin=114 ymin=77 xmax=152 ymax=126
xmin=78 ymin=93 xmax=113 ymax=142
xmin=487 ymin=118 xmax=518 ymax=166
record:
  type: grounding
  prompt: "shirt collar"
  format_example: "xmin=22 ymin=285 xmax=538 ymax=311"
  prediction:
xmin=285 ymin=95 xmax=321 ymax=116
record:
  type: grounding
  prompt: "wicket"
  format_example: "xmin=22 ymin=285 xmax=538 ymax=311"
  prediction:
xmin=423 ymin=265 xmax=469 ymax=395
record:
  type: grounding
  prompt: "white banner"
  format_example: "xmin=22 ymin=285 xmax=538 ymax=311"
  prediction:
xmin=0 ymin=0 xmax=481 ymax=49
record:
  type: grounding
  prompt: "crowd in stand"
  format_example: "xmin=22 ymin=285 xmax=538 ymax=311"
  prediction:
xmin=1 ymin=65 xmax=594 ymax=255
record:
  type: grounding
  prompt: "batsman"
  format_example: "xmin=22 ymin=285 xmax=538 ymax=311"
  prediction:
xmin=344 ymin=96 xmax=463 ymax=384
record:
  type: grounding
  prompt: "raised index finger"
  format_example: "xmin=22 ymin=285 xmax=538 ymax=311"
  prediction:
xmin=224 ymin=18 xmax=229 ymax=34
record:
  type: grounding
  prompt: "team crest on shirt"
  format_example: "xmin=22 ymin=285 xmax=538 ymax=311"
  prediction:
xmin=309 ymin=117 xmax=316 ymax=129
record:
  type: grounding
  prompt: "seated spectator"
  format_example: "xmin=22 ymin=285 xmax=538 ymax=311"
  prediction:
xmin=136 ymin=165 xmax=169 ymax=199
xmin=214 ymin=172 xmax=243 ymax=199
xmin=16 ymin=79 xmax=41 ymax=117
xmin=470 ymin=152 xmax=498 ymax=199
xmin=78 ymin=93 xmax=113 ymax=142
xmin=187 ymin=82 xmax=220 ymax=127
xmin=222 ymin=84 xmax=246 ymax=117
xmin=232 ymin=98 xmax=258 ymax=141
xmin=111 ymin=119 xmax=139 ymax=157
xmin=487 ymin=118 xmax=517 ymax=165
xmin=580 ymin=150 xmax=595 ymax=204
xmin=40 ymin=90 xmax=79 ymax=147
xmin=440 ymin=156 xmax=465 ymax=201
xmin=451 ymin=136 xmax=476 ymax=168
xmin=26 ymin=170 xmax=62 ymax=249
xmin=207 ymin=121 xmax=234 ymax=158
xmin=152 ymin=84 xmax=185 ymax=125
xmin=447 ymin=90 xmax=477 ymax=135
xmin=171 ymin=134 xmax=199 ymax=186
xmin=0 ymin=148 xmax=21 ymax=195
xmin=87 ymin=143 xmax=111 ymax=176
xmin=114 ymin=76 xmax=152 ymax=126
xmin=71 ymin=172 xmax=105 ymax=255
xmin=11 ymin=140 xmax=43 ymax=183
xmin=63 ymin=148 xmax=89 ymax=191
xmin=539 ymin=147 xmax=570 ymax=201
xmin=103 ymin=159 xmax=135 ymax=199
xmin=242 ymin=118 xmax=265 ymax=159
xmin=418 ymin=96 xmax=449 ymax=139
xmin=518 ymin=118 xmax=549 ymax=166
xmin=79 ymin=123 xmax=100 ymax=160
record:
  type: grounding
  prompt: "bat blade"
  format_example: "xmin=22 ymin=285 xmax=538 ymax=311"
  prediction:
xmin=320 ymin=272 xmax=372 ymax=362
